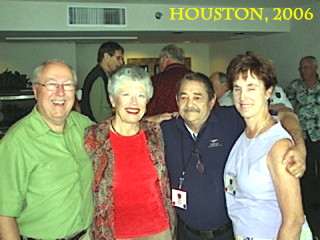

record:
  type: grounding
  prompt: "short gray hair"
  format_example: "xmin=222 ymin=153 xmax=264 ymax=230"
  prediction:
xmin=212 ymin=71 xmax=229 ymax=87
xmin=217 ymin=72 xmax=228 ymax=85
xmin=108 ymin=64 xmax=153 ymax=100
xmin=300 ymin=56 xmax=318 ymax=67
xmin=159 ymin=44 xmax=185 ymax=63
xmin=31 ymin=59 xmax=77 ymax=84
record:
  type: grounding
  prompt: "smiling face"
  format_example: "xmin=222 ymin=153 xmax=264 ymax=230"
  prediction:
xmin=110 ymin=80 xmax=148 ymax=126
xmin=177 ymin=80 xmax=215 ymax=130
xmin=233 ymin=71 xmax=272 ymax=121
xmin=32 ymin=62 xmax=75 ymax=132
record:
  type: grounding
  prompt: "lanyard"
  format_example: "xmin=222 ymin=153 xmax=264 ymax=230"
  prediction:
xmin=178 ymin=135 xmax=200 ymax=189
xmin=178 ymin=120 xmax=208 ymax=189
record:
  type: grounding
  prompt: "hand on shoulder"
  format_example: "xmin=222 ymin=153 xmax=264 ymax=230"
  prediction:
xmin=144 ymin=112 xmax=178 ymax=123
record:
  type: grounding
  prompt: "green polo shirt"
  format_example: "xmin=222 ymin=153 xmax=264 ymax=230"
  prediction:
xmin=0 ymin=106 xmax=94 ymax=239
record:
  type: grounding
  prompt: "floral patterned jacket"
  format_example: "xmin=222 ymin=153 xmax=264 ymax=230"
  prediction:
xmin=84 ymin=118 xmax=176 ymax=240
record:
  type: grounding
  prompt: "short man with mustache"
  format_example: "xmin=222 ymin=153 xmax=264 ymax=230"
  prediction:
xmin=161 ymin=72 xmax=306 ymax=240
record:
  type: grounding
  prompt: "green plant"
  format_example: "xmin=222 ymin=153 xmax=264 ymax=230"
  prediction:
xmin=0 ymin=69 xmax=30 ymax=90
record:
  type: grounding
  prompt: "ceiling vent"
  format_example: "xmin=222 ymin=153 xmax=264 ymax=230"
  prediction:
xmin=68 ymin=6 xmax=126 ymax=26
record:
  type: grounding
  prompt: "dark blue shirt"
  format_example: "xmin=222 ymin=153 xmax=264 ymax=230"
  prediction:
xmin=161 ymin=106 xmax=245 ymax=230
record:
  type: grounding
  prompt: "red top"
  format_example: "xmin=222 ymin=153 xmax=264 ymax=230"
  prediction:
xmin=111 ymin=130 xmax=169 ymax=238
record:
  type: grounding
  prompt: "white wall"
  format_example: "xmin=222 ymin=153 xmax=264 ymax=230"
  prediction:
xmin=0 ymin=42 xmax=209 ymax=87
xmin=76 ymin=43 xmax=209 ymax=86
xmin=0 ymin=2 xmax=319 ymax=89
xmin=0 ymin=1 xmax=289 ymax=33
xmin=0 ymin=42 xmax=76 ymax=81
xmin=209 ymin=1 xmax=320 ymax=88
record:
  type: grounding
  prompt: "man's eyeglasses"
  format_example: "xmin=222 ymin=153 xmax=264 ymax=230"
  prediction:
xmin=111 ymin=54 xmax=124 ymax=62
xmin=35 ymin=82 xmax=76 ymax=91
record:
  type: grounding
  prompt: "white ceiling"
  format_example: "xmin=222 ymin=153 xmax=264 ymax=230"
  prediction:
xmin=2 ymin=31 xmax=279 ymax=44
xmin=2 ymin=0 xmax=320 ymax=43
xmin=14 ymin=0 xmax=320 ymax=8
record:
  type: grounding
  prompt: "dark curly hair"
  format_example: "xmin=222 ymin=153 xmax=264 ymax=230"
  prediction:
xmin=226 ymin=51 xmax=277 ymax=91
xmin=176 ymin=72 xmax=215 ymax=100
xmin=97 ymin=41 xmax=124 ymax=63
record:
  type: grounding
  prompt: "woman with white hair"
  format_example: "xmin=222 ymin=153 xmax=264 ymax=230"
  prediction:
xmin=84 ymin=64 xmax=176 ymax=240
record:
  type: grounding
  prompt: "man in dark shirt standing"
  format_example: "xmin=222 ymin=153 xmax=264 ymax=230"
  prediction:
xmin=161 ymin=72 xmax=307 ymax=240
xmin=146 ymin=44 xmax=192 ymax=116
xmin=81 ymin=41 xmax=124 ymax=122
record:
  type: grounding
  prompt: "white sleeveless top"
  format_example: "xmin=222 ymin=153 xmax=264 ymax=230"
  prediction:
xmin=224 ymin=121 xmax=292 ymax=238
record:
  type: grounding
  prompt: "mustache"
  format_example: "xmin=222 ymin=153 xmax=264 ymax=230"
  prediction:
xmin=183 ymin=106 xmax=200 ymax=113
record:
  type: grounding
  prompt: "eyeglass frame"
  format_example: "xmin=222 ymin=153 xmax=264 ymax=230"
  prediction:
xmin=108 ymin=52 xmax=124 ymax=62
xmin=34 ymin=82 xmax=76 ymax=91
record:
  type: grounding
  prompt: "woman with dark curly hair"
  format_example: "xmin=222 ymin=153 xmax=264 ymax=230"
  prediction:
xmin=224 ymin=52 xmax=312 ymax=240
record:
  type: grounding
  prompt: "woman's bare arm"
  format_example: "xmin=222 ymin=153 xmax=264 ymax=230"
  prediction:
xmin=267 ymin=139 xmax=305 ymax=240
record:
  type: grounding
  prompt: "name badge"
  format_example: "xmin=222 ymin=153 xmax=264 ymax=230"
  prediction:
xmin=172 ymin=188 xmax=187 ymax=209
xmin=225 ymin=173 xmax=237 ymax=196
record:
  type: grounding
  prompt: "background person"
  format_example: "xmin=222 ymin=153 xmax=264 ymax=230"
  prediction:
xmin=84 ymin=64 xmax=176 ymax=240
xmin=81 ymin=41 xmax=124 ymax=123
xmin=285 ymin=55 xmax=320 ymax=237
xmin=146 ymin=44 xmax=193 ymax=116
xmin=269 ymin=84 xmax=293 ymax=109
xmin=209 ymin=71 xmax=233 ymax=106
xmin=225 ymin=52 xmax=312 ymax=240
xmin=0 ymin=60 xmax=93 ymax=240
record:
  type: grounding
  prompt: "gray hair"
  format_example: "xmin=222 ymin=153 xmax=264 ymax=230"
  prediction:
xmin=300 ymin=55 xmax=318 ymax=67
xmin=108 ymin=64 xmax=153 ymax=100
xmin=211 ymin=71 xmax=229 ymax=86
xmin=217 ymin=72 xmax=228 ymax=85
xmin=31 ymin=59 xmax=77 ymax=84
xmin=159 ymin=44 xmax=185 ymax=63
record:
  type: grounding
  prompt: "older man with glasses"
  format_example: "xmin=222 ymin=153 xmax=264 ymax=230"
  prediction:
xmin=0 ymin=60 xmax=94 ymax=240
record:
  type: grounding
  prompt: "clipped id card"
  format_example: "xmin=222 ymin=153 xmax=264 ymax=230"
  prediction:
xmin=225 ymin=173 xmax=237 ymax=196
xmin=172 ymin=188 xmax=187 ymax=209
